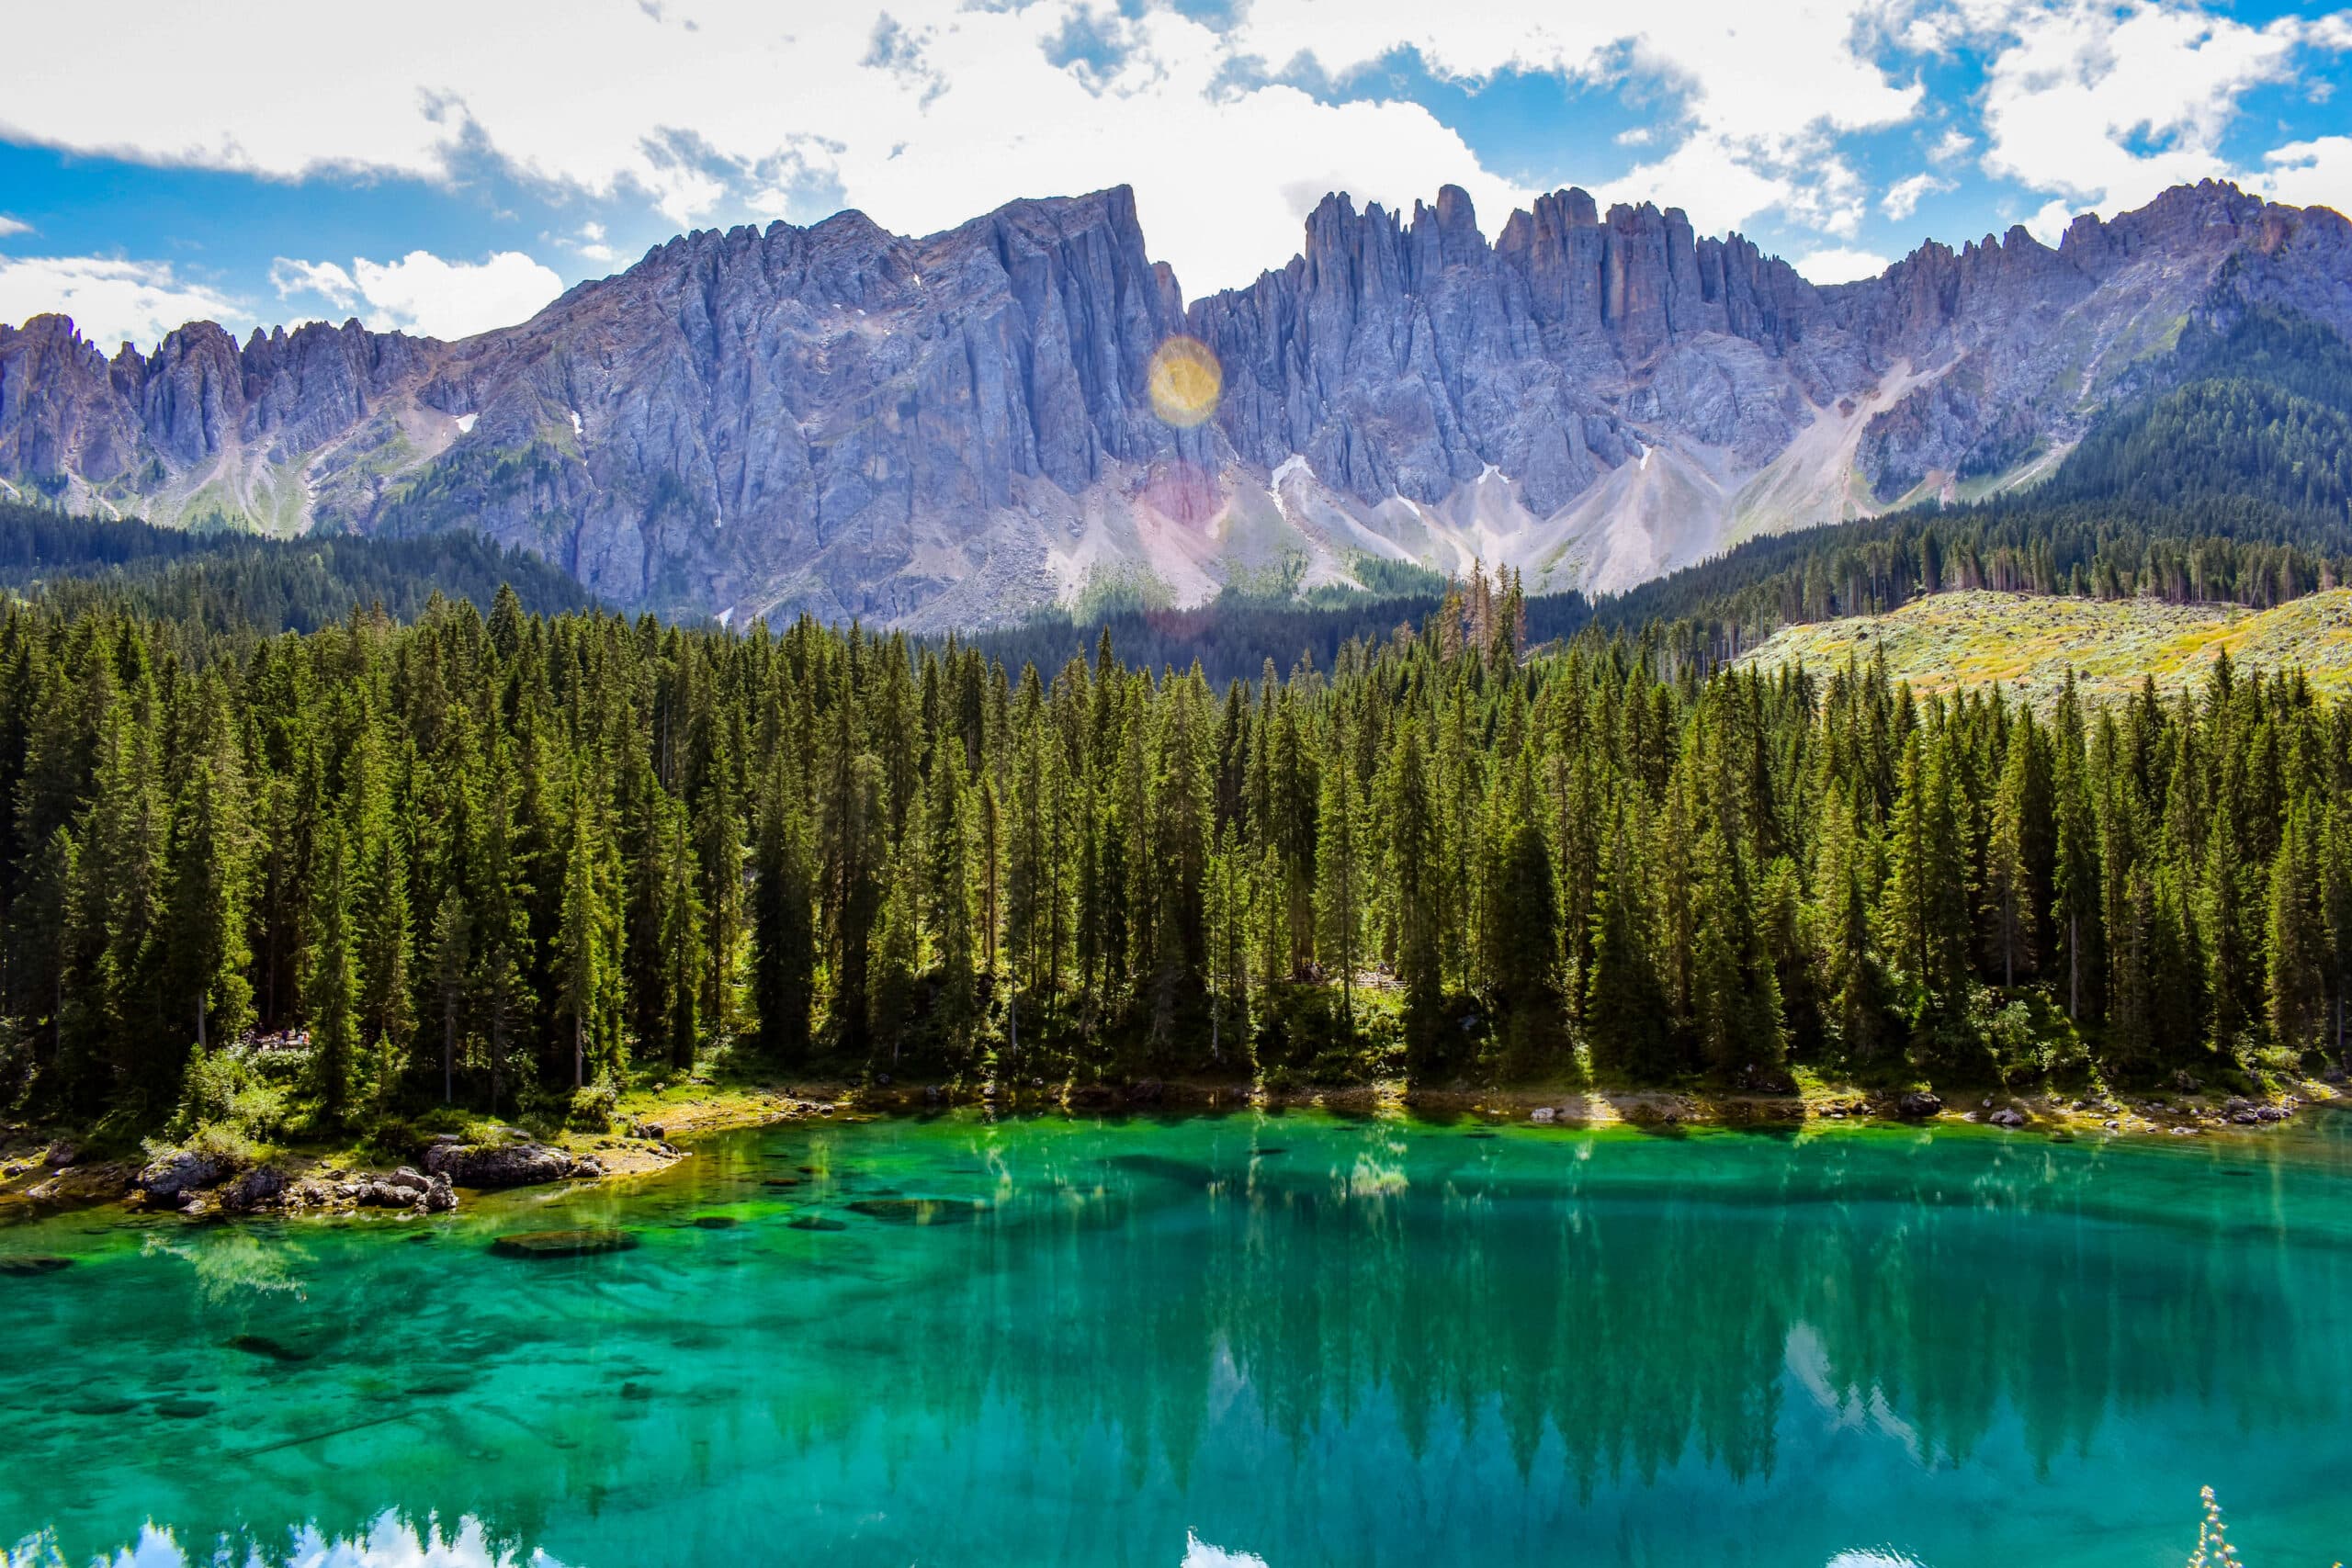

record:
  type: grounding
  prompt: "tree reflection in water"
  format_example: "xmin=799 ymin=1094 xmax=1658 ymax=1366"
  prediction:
xmin=6 ymin=1114 xmax=2347 ymax=1568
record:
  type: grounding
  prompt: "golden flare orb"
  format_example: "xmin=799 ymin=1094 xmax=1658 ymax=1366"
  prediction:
xmin=1148 ymin=335 xmax=1222 ymax=428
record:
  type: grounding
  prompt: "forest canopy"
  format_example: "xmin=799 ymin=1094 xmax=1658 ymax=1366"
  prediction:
xmin=3 ymin=565 xmax=2346 ymax=1149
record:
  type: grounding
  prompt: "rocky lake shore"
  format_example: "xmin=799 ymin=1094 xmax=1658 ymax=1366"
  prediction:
xmin=1 ymin=1071 xmax=2341 ymax=1228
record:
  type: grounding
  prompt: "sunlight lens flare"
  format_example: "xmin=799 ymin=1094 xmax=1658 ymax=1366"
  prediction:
xmin=1148 ymin=335 xmax=1222 ymax=428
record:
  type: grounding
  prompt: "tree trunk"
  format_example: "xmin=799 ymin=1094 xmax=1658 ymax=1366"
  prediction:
xmin=2068 ymin=912 xmax=2080 ymax=1020
xmin=444 ymin=998 xmax=456 ymax=1105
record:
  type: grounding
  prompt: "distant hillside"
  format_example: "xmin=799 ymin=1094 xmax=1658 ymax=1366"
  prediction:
xmin=1597 ymin=307 xmax=2352 ymax=669
xmin=1738 ymin=587 xmax=2352 ymax=703
xmin=0 ymin=502 xmax=594 ymax=634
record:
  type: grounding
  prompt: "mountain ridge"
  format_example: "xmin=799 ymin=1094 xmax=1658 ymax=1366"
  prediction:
xmin=3 ymin=177 xmax=2347 ymax=627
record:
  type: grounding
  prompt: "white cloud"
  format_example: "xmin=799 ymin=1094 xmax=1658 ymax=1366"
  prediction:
xmin=1928 ymin=128 xmax=1973 ymax=166
xmin=268 ymin=256 xmax=359 ymax=310
xmin=1229 ymin=0 xmax=1921 ymax=244
xmin=0 ymin=0 xmax=1928 ymax=296
xmin=1883 ymin=171 xmax=1954 ymax=220
xmin=1792 ymin=245 xmax=1891 ymax=283
xmin=2253 ymin=136 xmax=2352 ymax=215
xmin=272 ymin=249 xmax=565 ymax=340
xmin=1971 ymin=1 xmax=2324 ymax=218
xmin=570 ymin=221 xmax=620 ymax=265
xmin=0 ymin=255 xmax=239 ymax=348
xmin=2023 ymin=197 xmax=2079 ymax=245
xmin=0 ymin=215 xmax=30 ymax=239
xmin=5 ymin=0 xmax=2341 ymax=304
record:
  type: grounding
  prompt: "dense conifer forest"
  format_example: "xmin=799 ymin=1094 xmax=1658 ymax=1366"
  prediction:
xmin=5 ymin=554 xmax=2349 ymax=1148
xmin=8 ymin=306 xmax=2352 ymax=1142
xmin=0 ymin=502 xmax=594 ymax=638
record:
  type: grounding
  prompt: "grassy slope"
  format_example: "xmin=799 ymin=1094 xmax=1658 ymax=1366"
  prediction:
xmin=1738 ymin=587 xmax=2352 ymax=703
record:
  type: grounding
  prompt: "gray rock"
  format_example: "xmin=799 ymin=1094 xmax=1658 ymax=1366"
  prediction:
xmin=423 ymin=1140 xmax=579 ymax=1190
xmin=1989 ymin=1108 xmax=2028 ymax=1129
xmin=135 ymin=1150 xmax=224 ymax=1201
xmin=6 ymin=181 xmax=2346 ymax=626
xmin=220 ymin=1166 xmax=288 ymax=1213
xmin=1894 ymin=1091 xmax=1944 ymax=1120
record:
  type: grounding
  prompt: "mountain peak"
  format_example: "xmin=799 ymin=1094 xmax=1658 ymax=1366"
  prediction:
xmin=3 ymin=179 xmax=2348 ymax=626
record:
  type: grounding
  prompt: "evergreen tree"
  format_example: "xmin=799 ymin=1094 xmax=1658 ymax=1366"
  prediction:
xmin=751 ymin=761 xmax=817 ymax=1064
xmin=428 ymin=889 xmax=469 ymax=1104
xmin=1315 ymin=711 xmax=1368 ymax=1034
xmin=2267 ymin=801 xmax=2328 ymax=1053
xmin=308 ymin=824 xmax=360 ymax=1124
xmin=1878 ymin=730 xmax=1973 ymax=1024
xmin=159 ymin=743 xmax=252 ymax=1060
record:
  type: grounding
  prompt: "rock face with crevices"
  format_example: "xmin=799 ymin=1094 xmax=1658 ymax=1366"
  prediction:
xmin=3 ymin=180 xmax=2347 ymax=623
xmin=423 ymin=1140 xmax=584 ymax=1190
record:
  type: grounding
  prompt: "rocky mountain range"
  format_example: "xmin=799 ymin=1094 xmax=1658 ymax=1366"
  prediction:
xmin=3 ymin=178 xmax=2349 ymax=627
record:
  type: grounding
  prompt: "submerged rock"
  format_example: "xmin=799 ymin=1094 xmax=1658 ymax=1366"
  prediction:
xmin=847 ymin=1198 xmax=988 ymax=1226
xmin=227 ymin=1333 xmax=315 ymax=1363
xmin=1106 ymin=1154 xmax=1214 ymax=1185
xmin=786 ymin=1216 xmax=848 ymax=1232
xmin=490 ymin=1229 xmax=640 ymax=1259
xmin=0 ymin=1254 xmax=73 ymax=1277
xmin=152 ymin=1398 xmax=216 ymax=1420
xmin=690 ymin=1215 xmax=740 ymax=1229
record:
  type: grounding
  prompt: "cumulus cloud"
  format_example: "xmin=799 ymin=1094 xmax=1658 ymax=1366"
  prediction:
xmin=267 ymin=256 xmax=360 ymax=310
xmin=1971 ymin=1 xmax=2328 ymax=218
xmin=0 ymin=0 xmax=1923 ymax=293
xmin=0 ymin=0 xmax=2345 ymax=301
xmin=271 ymin=249 xmax=565 ymax=339
xmin=1883 ymin=171 xmax=1954 ymax=221
xmin=0 ymin=255 xmax=239 ymax=348
xmin=1792 ymin=246 xmax=1891 ymax=284
xmin=570 ymin=222 xmax=621 ymax=265
xmin=1228 ymin=0 xmax=1920 ymax=241
xmin=0 ymin=215 xmax=31 ymax=239
xmin=2253 ymin=136 xmax=2352 ymax=214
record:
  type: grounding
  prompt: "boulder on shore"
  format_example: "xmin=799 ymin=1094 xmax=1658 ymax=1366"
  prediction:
xmin=1894 ymin=1091 xmax=1944 ymax=1120
xmin=424 ymin=1141 xmax=584 ymax=1190
xmin=135 ymin=1149 xmax=225 ymax=1201
xmin=220 ymin=1166 xmax=288 ymax=1213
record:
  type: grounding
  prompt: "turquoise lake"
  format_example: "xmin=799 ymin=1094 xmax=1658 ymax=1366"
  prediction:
xmin=6 ymin=1109 xmax=2352 ymax=1567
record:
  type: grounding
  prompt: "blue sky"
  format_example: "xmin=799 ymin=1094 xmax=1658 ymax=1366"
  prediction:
xmin=1 ymin=0 xmax=2346 ymax=349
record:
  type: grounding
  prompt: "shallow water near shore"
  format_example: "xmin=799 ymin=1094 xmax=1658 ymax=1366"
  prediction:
xmin=6 ymin=1110 xmax=2352 ymax=1567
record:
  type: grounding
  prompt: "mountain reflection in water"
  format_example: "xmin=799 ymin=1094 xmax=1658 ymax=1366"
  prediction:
xmin=6 ymin=1516 xmax=567 ymax=1568
xmin=5 ymin=1111 xmax=2348 ymax=1567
